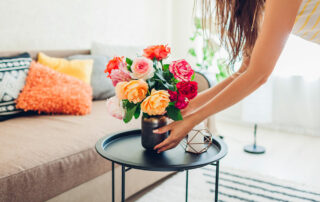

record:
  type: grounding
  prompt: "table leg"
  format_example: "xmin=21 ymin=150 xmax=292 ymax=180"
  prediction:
xmin=121 ymin=165 xmax=125 ymax=202
xmin=214 ymin=161 xmax=220 ymax=202
xmin=185 ymin=170 xmax=189 ymax=202
xmin=112 ymin=162 xmax=115 ymax=202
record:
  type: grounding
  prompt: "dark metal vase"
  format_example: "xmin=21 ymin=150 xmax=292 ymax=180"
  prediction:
xmin=141 ymin=116 xmax=168 ymax=150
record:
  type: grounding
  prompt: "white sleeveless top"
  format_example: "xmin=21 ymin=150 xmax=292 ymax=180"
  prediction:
xmin=292 ymin=0 xmax=320 ymax=44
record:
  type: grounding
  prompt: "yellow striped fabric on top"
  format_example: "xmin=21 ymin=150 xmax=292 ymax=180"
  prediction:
xmin=292 ymin=0 xmax=320 ymax=44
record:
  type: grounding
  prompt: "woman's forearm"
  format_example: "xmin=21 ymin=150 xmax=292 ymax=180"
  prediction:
xmin=189 ymin=56 xmax=250 ymax=113
xmin=189 ymin=74 xmax=237 ymax=111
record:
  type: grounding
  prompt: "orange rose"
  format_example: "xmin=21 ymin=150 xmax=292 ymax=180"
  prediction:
xmin=104 ymin=56 xmax=126 ymax=78
xmin=115 ymin=82 xmax=127 ymax=100
xmin=115 ymin=80 xmax=148 ymax=103
xmin=141 ymin=89 xmax=170 ymax=116
xmin=143 ymin=45 xmax=171 ymax=61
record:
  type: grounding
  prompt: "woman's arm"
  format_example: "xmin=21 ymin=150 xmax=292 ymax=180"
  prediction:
xmin=191 ymin=0 xmax=302 ymax=121
xmin=182 ymin=55 xmax=250 ymax=116
xmin=154 ymin=0 xmax=302 ymax=153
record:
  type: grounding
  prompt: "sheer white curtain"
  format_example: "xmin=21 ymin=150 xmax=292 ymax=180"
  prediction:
xmin=217 ymin=35 xmax=320 ymax=136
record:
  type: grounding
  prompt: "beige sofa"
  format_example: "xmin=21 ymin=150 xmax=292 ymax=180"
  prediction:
xmin=0 ymin=50 xmax=212 ymax=202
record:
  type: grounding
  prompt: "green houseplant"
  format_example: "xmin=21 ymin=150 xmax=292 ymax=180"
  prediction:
xmin=188 ymin=18 xmax=228 ymax=83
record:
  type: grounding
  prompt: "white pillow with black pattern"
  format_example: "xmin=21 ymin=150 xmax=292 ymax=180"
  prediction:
xmin=0 ymin=53 xmax=32 ymax=121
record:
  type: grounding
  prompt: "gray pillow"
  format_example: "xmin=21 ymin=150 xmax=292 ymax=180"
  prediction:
xmin=67 ymin=55 xmax=115 ymax=100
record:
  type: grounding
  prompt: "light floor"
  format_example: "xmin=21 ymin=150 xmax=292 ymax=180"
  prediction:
xmin=129 ymin=120 xmax=320 ymax=201
xmin=216 ymin=120 xmax=320 ymax=189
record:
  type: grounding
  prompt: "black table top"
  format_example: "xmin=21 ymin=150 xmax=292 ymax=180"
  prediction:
xmin=96 ymin=129 xmax=228 ymax=172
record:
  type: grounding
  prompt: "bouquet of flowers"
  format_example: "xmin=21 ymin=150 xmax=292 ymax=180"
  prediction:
xmin=105 ymin=45 xmax=198 ymax=123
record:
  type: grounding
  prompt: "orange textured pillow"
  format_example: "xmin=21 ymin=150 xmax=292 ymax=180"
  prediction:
xmin=16 ymin=61 xmax=92 ymax=115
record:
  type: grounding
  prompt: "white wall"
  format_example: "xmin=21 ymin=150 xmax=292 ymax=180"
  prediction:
xmin=170 ymin=0 xmax=195 ymax=61
xmin=0 ymin=0 xmax=172 ymax=51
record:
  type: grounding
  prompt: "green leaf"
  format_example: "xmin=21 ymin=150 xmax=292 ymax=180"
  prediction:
xmin=191 ymin=73 xmax=195 ymax=81
xmin=189 ymin=36 xmax=196 ymax=41
xmin=134 ymin=104 xmax=141 ymax=119
xmin=153 ymin=58 xmax=158 ymax=69
xmin=174 ymin=78 xmax=180 ymax=83
xmin=123 ymin=105 xmax=137 ymax=123
xmin=155 ymin=71 xmax=165 ymax=81
xmin=154 ymin=79 xmax=169 ymax=90
xmin=163 ymin=70 xmax=173 ymax=81
xmin=123 ymin=100 xmax=138 ymax=123
xmin=126 ymin=58 xmax=133 ymax=72
xmin=166 ymin=105 xmax=183 ymax=121
xmin=147 ymin=79 xmax=156 ymax=90
xmin=142 ymin=112 xmax=151 ymax=119
xmin=127 ymin=66 xmax=132 ymax=72
xmin=194 ymin=17 xmax=202 ymax=29
xmin=163 ymin=64 xmax=170 ymax=71
xmin=126 ymin=58 xmax=133 ymax=66
xmin=188 ymin=48 xmax=196 ymax=57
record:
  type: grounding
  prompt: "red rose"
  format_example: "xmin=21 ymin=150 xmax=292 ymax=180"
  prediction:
xmin=175 ymin=95 xmax=188 ymax=109
xmin=176 ymin=81 xmax=198 ymax=100
xmin=105 ymin=56 xmax=126 ymax=78
xmin=143 ymin=45 xmax=171 ymax=61
xmin=168 ymin=90 xmax=178 ymax=101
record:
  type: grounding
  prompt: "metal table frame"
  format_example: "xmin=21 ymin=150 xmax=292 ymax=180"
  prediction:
xmin=111 ymin=160 xmax=220 ymax=202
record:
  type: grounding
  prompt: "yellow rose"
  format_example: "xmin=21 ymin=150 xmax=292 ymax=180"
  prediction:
xmin=115 ymin=79 xmax=148 ymax=103
xmin=141 ymin=89 xmax=170 ymax=116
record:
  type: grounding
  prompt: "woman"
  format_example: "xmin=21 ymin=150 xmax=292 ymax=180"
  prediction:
xmin=154 ymin=0 xmax=319 ymax=153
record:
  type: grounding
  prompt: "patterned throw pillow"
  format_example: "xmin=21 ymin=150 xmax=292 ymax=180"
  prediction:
xmin=16 ymin=62 xmax=92 ymax=115
xmin=0 ymin=53 xmax=32 ymax=121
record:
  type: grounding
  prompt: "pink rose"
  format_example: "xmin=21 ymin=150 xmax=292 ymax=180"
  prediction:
xmin=106 ymin=96 xmax=124 ymax=120
xmin=110 ymin=64 xmax=131 ymax=86
xmin=130 ymin=57 xmax=154 ymax=80
xmin=175 ymin=95 xmax=188 ymax=109
xmin=169 ymin=59 xmax=194 ymax=82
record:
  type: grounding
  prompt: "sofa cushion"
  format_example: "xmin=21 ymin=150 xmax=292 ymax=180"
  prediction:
xmin=67 ymin=55 xmax=115 ymax=100
xmin=38 ymin=52 xmax=93 ymax=84
xmin=0 ymin=101 xmax=140 ymax=202
xmin=0 ymin=53 xmax=32 ymax=121
xmin=16 ymin=62 xmax=92 ymax=115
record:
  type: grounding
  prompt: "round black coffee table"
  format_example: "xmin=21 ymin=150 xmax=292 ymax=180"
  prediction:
xmin=96 ymin=129 xmax=227 ymax=202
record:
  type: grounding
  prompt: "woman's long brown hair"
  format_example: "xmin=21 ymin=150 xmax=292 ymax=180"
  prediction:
xmin=201 ymin=0 xmax=265 ymax=66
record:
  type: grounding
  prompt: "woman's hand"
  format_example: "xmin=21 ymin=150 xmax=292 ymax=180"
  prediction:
xmin=153 ymin=116 xmax=197 ymax=153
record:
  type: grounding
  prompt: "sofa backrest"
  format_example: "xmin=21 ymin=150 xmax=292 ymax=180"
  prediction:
xmin=0 ymin=50 xmax=91 ymax=59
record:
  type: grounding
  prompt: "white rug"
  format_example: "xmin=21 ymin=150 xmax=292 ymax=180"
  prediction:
xmin=132 ymin=165 xmax=320 ymax=202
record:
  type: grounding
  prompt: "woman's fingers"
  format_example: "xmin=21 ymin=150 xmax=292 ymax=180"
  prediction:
xmin=157 ymin=142 xmax=177 ymax=153
xmin=154 ymin=137 xmax=171 ymax=150
xmin=154 ymin=134 xmax=180 ymax=152
xmin=153 ymin=122 xmax=175 ymax=134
